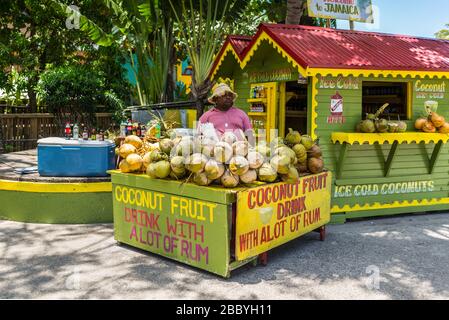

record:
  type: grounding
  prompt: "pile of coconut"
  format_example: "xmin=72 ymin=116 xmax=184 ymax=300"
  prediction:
xmin=116 ymin=130 xmax=325 ymax=188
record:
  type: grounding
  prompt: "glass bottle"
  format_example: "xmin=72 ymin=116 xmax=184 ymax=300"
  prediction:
xmin=91 ymin=129 xmax=97 ymax=141
xmin=73 ymin=124 xmax=79 ymax=140
xmin=98 ymin=130 xmax=105 ymax=141
xmin=82 ymin=127 xmax=89 ymax=140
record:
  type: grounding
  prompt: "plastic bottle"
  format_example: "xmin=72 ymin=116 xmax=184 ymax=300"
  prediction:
xmin=82 ymin=127 xmax=89 ymax=140
xmin=126 ymin=120 xmax=132 ymax=136
xmin=65 ymin=123 xmax=71 ymax=139
xmin=98 ymin=130 xmax=104 ymax=141
xmin=73 ymin=124 xmax=79 ymax=140
xmin=120 ymin=121 xmax=127 ymax=137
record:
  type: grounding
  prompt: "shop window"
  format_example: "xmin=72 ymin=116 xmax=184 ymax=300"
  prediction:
xmin=285 ymin=81 xmax=308 ymax=135
xmin=362 ymin=82 xmax=409 ymax=120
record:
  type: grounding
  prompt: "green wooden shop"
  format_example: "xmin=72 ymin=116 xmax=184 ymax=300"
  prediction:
xmin=210 ymin=23 xmax=449 ymax=223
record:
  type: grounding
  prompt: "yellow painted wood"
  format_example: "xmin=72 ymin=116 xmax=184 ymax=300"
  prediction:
xmin=309 ymin=68 xmax=449 ymax=79
xmin=0 ymin=179 xmax=112 ymax=193
xmin=311 ymin=76 xmax=319 ymax=140
xmin=211 ymin=43 xmax=243 ymax=79
xmin=279 ymin=82 xmax=286 ymax=137
xmin=331 ymin=132 xmax=449 ymax=145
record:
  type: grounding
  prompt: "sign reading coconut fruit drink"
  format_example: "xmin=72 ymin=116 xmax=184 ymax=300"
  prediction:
xmin=235 ymin=172 xmax=332 ymax=261
xmin=112 ymin=179 xmax=230 ymax=276
xmin=307 ymin=0 xmax=374 ymax=23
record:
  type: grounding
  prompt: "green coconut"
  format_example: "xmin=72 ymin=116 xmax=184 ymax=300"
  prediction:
xmin=214 ymin=142 xmax=233 ymax=163
xmin=147 ymin=160 xmax=171 ymax=179
xmin=397 ymin=121 xmax=407 ymax=133
xmin=375 ymin=119 xmax=389 ymax=133
xmin=221 ymin=169 xmax=240 ymax=188
xmin=281 ymin=166 xmax=299 ymax=184
xmin=193 ymin=171 xmax=211 ymax=186
xmin=232 ymin=141 xmax=249 ymax=157
xmin=300 ymin=135 xmax=315 ymax=150
xmin=388 ymin=122 xmax=399 ymax=133
xmin=186 ymin=153 xmax=208 ymax=173
xmin=284 ymin=128 xmax=301 ymax=146
xmin=258 ymin=163 xmax=278 ymax=183
xmin=204 ymin=159 xmax=225 ymax=180
xmin=355 ymin=121 xmax=364 ymax=133
xmin=169 ymin=169 xmax=186 ymax=180
xmin=150 ymin=149 xmax=168 ymax=162
xmin=170 ymin=156 xmax=186 ymax=174
xmin=247 ymin=151 xmax=265 ymax=169
xmin=240 ymin=169 xmax=258 ymax=184
xmin=275 ymin=146 xmax=297 ymax=164
xmin=174 ymin=139 xmax=194 ymax=157
xmin=360 ymin=119 xmax=376 ymax=133
xmin=292 ymin=144 xmax=307 ymax=159
xmin=270 ymin=155 xmax=291 ymax=175
xmin=159 ymin=138 xmax=174 ymax=155
xmin=229 ymin=156 xmax=250 ymax=176
xmin=270 ymin=137 xmax=285 ymax=149
xmin=221 ymin=132 xmax=239 ymax=145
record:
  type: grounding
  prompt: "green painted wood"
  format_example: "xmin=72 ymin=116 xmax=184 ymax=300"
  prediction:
xmin=229 ymin=257 xmax=258 ymax=272
xmin=0 ymin=190 xmax=112 ymax=224
xmin=336 ymin=143 xmax=348 ymax=179
xmin=428 ymin=141 xmax=443 ymax=174
xmin=336 ymin=175 xmax=449 ymax=185
xmin=330 ymin=213 xmax=347 ymax=225
xmin=384 ymin=141 xmax=399 ymax=177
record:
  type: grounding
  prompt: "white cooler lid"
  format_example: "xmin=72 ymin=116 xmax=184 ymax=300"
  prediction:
xmin=38 ymin=137 xmax=115 ymax=147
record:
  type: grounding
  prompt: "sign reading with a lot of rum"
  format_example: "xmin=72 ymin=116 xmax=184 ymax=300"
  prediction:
xmin=113 ymin=185 xmax=230 ymax=276
xmin=235 ymin=172 xmax=331 ymax=261
xmin=307 ymin=0 xmax=374 ymax=23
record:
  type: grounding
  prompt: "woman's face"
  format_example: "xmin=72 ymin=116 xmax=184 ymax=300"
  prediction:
xmin=215 ymin=93 xmax=234 ymax=110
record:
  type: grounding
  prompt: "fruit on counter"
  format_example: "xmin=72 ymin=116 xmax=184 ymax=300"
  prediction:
xmin=147 ymin=160 xmax=171 ymax=179
xmin=258 ymin=163 xmax=278 ymax=183
xmin=193 ymin=171 xmax=211 ymax=186
xmin=170 ymin=156 xmax=186 ymax=175
xmin=285 ymin=128 xmax=301 ymax=146
xmin=415 ymin=118 xmax=427 ymax=130
xmin=300 ymin=135 xmax=314 ymax=150
xmin=366 ymin=103 xmax=390 ymax=121
xmin=281 ymin=166 xmax=299 ymax=184
xmin=397 ymin=121 xmax=407 ymax=133
xmin=221 ymin=132 xmax=239 ymax=145
xmin=229 ymin=156 xmax=250 ymax=176
xmin=247 ymin=151 xmax=264 ymax=169
xmin=429 ymin=112 xmax=445 ymax=128
xmin=204 ymin=159 xmax=225 ymax=180
xmin=375 ymin=119 xmax=389 ymax=133
xmin=119 ymin=144 xmax=137 ymax=159
xmin=388 ymin=122 xmax=399 ymax=133
xmin=439 ymin=122 xmax=449 ymax=134
xmin=186 ymin=153 xmax=208 ymax=173
xmin=270 ymin=155 xmax=291 ymax=175
xmin=308 ymin=157 xmax=324 ymax=174
xmin=214 ymin=142 xmax=233 ymax=163
xmin=126 ymin=154 xmax=144 ymax=172
xmin=117 ymin=130 xmax=326 ymax=187
xmin=232 ymin=141 xmax=249 ymax=157
xmin=221 ymin=169 xmax=240 ymax=188
xmin=360 ymin=119 xmax=376 ymax=133
xmin=124 ymin=135 xmax=143 ymax=149
xmin=240 ymin=169 xmax=258 ymax=184
xmin=422 ymin=120 xmax=437 ymax=133
xmin=159 ymin=138 xmax=174 ymax=155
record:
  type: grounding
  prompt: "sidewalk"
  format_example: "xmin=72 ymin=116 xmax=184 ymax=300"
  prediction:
xmin=0 ymin=213 xmax=448 ymax=299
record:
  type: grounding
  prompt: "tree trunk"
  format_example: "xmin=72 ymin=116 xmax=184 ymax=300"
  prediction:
xmin=27 ymin=87 xmax=37 ymax=113
xmin=286 ymin=0 xmax=306 ymax=25
xmin=191 ymin=72 xmax=214 ymax=120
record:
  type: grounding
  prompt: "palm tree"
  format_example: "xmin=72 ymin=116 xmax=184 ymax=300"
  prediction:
xmin=285 ymin=0 xmax=306 ymax=25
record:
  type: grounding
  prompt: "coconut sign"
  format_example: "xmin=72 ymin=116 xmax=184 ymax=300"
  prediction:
xmin=235 ymin=172 xmax=332 ymax=261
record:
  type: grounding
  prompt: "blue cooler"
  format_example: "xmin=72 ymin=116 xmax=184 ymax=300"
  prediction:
xmin=38 ymin=137 xmax=116 ymax=177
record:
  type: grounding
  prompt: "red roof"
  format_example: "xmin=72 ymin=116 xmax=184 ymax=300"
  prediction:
xmin=213 ymin=24 xmax=449 ymax=74
xmin=228 ymin=35 xmax=252 ymax=59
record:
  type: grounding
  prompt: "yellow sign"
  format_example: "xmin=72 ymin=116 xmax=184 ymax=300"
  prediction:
xmin=235 ymin=172 xmax=332 ymax=261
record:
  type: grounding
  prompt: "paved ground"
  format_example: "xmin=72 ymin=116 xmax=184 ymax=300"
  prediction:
xmin=1 ymin=213 xmax=448 ymax=300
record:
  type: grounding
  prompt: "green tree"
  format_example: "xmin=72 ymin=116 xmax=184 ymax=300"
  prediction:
xmin=0 ymin=0 xmax=128 ymax=111
xmin=436 ymin=24 xmax=449 ymax=39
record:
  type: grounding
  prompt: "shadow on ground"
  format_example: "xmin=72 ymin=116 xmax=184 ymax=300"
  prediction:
xmin=0 ymin=212 xmax=448 ymax=299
